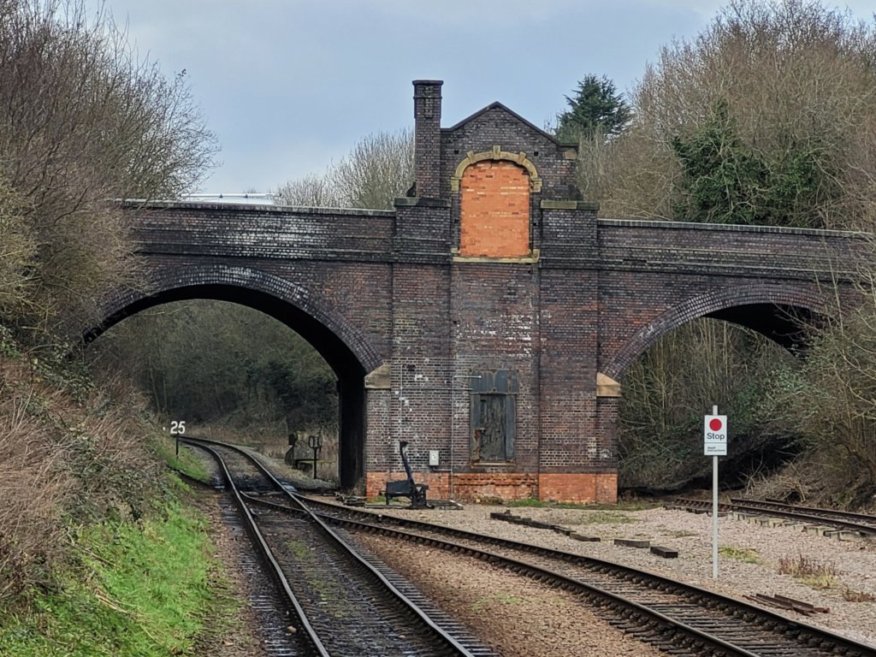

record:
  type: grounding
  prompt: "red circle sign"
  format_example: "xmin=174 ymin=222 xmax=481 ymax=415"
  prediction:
xmin=709 ymin=418 xmax=723 ymax=431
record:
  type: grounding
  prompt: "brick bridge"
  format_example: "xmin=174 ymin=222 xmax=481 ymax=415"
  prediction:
xmin=92 ymin=81 xmax=865 ymax=503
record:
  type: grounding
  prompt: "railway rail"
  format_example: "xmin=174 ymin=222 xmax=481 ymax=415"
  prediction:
xmin=668 ymin=497 xmax=876 ymax=536
xmin=185 ymin=437 xmax=876 ymax=656
xmin=298 ymin=496 xmax=875 ymax=657
xmin=182 ymin=437 xmax=491 ymax=657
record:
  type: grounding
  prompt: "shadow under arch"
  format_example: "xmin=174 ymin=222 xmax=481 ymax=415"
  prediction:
xmin=603 ymin=284 xmax=828 ymax=382
xmin=84 ymin=265 xmax=384 ymax=492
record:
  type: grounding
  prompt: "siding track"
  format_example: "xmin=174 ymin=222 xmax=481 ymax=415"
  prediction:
xmin=299 ymin=495 xmax=876 ymax=657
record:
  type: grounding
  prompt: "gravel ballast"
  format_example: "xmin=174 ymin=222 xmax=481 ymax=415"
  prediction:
xmin=364 ymin=502 xmax=876 ymax=649
xmin=359 ymin=532 xmax=672 ymax=657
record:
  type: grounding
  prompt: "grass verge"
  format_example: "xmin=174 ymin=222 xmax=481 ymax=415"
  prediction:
xmin=152 ymin=432 xmax=210 ymax=482
xmin=0 ymin=486 xmax=239 ymax=657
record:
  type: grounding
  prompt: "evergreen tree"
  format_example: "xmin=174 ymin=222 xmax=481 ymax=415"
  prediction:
xmin=555 ymin=74 xmax=631 ymax=142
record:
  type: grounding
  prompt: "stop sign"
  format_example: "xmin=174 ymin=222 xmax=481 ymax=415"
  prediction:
xmin=704 ymin=414 xmax=727 ymax=456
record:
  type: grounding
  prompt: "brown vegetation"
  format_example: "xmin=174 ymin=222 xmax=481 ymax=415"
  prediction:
xmin=582 ymin=1 xmax=876 ymax=230
xmin=0 ymin=333 xmax=163 ymax=603
xmin=0 ymin=0 xmax=215 ymax=606
xmin=771 ymin=262 xmax=876 ymax=506
xmin=618 ymin=320 xmax=791 ymax=489
xmin=610 ymin=2 xmax=876 ymax=503
xmin=0 ymin=0 xmax=214 ymax=339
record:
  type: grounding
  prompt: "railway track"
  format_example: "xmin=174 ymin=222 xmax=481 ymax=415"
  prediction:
xmin=668 ymin=497 xmax=876 ymax=536
xmin=183 ymin=437 xmax=492 ymax=657
xmin=186 ymin=437 xmax=876 ymax=656
xmin=297 ymin=496 xmax=875 ymax=657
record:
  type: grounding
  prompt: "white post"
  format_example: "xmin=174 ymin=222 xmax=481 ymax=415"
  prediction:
xmin=712 ymin=404 xmax=719 ymax=579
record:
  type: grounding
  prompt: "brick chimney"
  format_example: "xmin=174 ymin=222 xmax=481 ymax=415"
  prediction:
xmin=412 ymin=80 xmax=443 ymax=199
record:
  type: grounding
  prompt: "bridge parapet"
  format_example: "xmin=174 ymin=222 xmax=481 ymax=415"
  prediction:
xmin=125 ymin=201 xmax=395 ymax=262
xmin=597 ymin=218 xmax=869 ymax=280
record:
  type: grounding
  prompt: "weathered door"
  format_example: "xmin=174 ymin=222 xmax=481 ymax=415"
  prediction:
xmin=470 ymin=371 xmax=517 ymax=463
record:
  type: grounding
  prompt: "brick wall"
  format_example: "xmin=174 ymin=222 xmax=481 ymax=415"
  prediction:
xmin=459 ymin=161 xmax=530 ymax=257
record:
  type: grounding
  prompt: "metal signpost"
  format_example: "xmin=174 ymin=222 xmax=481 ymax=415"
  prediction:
xmin=170 ymin=420 xmax=185 ymax=457
xmin=704 ymin=406 xmax=727 ymax=579
xmin=308 ymin=434 xmax=322 ymax=479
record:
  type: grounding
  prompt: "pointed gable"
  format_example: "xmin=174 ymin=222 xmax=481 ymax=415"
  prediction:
xmin=440 ymin=102 xmax=580 ymax=199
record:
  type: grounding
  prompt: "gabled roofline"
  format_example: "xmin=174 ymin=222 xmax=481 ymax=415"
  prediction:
xmin=442 ymin=101 xmax=578 ymax=148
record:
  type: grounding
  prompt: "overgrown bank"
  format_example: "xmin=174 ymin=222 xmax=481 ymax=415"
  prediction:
xmin=0 ymin=497 xmax=240 ymax=657
xmin=0 ymin=329 xmax=242 ymax=655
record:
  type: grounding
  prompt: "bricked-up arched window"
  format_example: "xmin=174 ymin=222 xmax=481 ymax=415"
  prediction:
xmin=459 ymin=160 xmax=530 ymax=257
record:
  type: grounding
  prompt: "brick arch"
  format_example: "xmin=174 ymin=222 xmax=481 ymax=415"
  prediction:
xmin=450 ymin=146 xmax=542 ymax=193
xmin=603 ymin=284 xmax=829 ymax=381
xmin=88 ymin=263 xmax=383 ymax=375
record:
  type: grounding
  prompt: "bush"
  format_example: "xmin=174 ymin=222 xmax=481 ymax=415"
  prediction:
xmin=0 ymin=0 xmax=214 ymax=338
xmin=583 ymin=0 xmax=876 ymax=230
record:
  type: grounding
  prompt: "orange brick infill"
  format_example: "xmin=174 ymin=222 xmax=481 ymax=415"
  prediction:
xmin=367 ymin=472 xmax=617 ymax=504
xmin=450 ymin=473 xmax=537 ymax=502
xmin=459 ymin=160 xmax=530 ymax=257
xmin=366 ymin=471 xmax=535 ymax=502
xmin=538 ymin=473 xmax=618 ymax=504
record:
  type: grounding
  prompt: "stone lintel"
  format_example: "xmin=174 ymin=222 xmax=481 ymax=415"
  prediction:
xmin=540 ymin=199 xmax=600 ymax=212
xmin=452 ymin=248 xmax=540 ymax=265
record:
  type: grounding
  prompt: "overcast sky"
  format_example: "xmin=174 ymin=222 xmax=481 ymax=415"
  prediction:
xmin=86 ymin=1 xmax=874 ymax=195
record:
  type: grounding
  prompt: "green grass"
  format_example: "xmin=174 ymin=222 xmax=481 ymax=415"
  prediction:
xmin=719 ymin=545 xmax=761 ymax=563
xmin=152 ymin=433 xmax=210 ymax=482
xmin=0 ymin=500 xmax=238 ymax=656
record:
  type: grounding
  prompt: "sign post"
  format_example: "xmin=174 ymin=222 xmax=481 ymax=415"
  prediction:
xmin=308 ymin=434 xmax=322 ymax=479
xmin=704 ymin=406 xmax=727 ymax=579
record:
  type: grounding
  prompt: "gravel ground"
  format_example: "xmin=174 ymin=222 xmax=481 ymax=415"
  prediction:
xmin=191 ymin=490 xmax=270 ymax=657
xmin=358 ymin=502 xmax=876 ymax=649
xmin=186 ymin=444 xmax=876 ymax=652
xmin=358 ymin=533 xmax=672 ymax=657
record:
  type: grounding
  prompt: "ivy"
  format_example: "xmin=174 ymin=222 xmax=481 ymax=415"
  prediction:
xmin=671 ymin=101 xmax=835 ymax=227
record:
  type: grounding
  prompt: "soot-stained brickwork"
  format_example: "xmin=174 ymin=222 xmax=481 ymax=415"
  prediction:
xmin=94 ymin=80 xmax=868 ymax=502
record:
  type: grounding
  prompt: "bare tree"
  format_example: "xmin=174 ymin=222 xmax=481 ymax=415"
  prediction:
xmin=582 ymin=0 xmax=876 ymax=230
xmin=772 ymin=250 xmax=876 ymax=504
xmin=0 ymin=0 xmax=216 ymax=338
xmin=273 ymin=172 xmax=343 ymax=208
xmin=273 ymin=129 xmax=413 ymax=210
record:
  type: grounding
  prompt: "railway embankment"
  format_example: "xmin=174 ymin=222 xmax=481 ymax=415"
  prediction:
xmin=0 ymin=332 xmax=255 ymax=656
